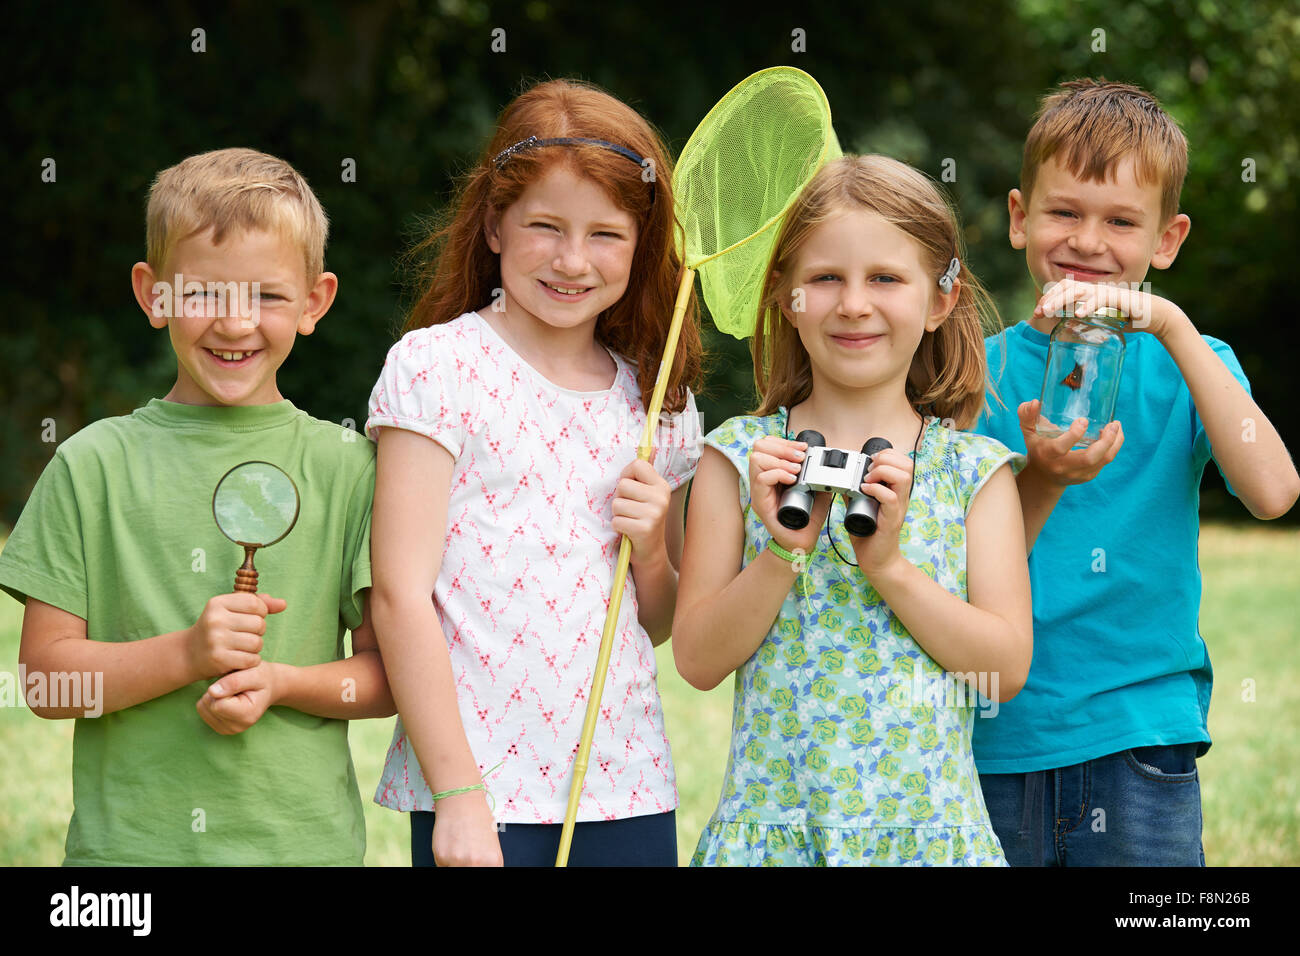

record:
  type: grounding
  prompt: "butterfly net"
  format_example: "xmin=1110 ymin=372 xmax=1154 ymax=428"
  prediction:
xmin=673 ymin=66 xmax=841 ymax=339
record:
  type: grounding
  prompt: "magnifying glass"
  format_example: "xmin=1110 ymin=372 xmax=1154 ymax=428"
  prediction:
xmin=212 ymin=461 xmax=300 ymax=593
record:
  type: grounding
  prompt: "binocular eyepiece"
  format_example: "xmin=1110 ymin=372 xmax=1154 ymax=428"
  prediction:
xmin=777 ymin=429 xmax=893 ymax=537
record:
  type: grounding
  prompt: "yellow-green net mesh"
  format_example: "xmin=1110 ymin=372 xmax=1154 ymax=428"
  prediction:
xmin=673 ymin=67 xmax=841 ymax=339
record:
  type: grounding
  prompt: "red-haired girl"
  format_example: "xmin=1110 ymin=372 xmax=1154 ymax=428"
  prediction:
xmin=367 ymin=80 xmax=703 ymax=866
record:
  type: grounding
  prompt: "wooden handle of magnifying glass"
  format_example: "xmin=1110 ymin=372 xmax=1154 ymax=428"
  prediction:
xmin=233 ymin=546 xmax=260 ymax=593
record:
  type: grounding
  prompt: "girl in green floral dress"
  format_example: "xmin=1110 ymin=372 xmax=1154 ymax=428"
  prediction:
xmin=673 ymin=155 xmax=1032 ymax=865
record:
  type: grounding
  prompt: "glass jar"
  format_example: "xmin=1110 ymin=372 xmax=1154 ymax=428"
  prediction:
xmin=1036 ymin=308 xmax=1127 ymax=446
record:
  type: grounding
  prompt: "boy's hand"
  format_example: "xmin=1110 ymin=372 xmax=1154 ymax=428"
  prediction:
xmin=611 ymin=455 xmax=672 ymax=564
xmin=432 ymin=790 xmax=504 ymax=867
xmin=1034 ymin=277 xmax=1189 ymax=342
xmin=185 ymin=592 xmax=286 ymax=680
xmin=848 ymin=447 xmax=914 ymax=578
xmin=196 ymin=660 xmax=280 ymax=734
xmin=749 ymin=436 xmax=832 ymax=555
xmin=1018 ymin=400 xmax=1124 ymax=485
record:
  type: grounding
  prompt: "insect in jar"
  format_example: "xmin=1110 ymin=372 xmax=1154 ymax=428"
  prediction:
xmin=1061 ymin=362 xmax=1085 ymax=391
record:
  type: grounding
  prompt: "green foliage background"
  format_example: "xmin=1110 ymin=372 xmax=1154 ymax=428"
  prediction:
xmin=3 ymin=0 xmax=1296 ymax=519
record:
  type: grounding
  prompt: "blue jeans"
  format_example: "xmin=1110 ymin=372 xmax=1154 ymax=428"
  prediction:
xmin=410 ymin=810 xmax=677 ymax=867
xmin=979 ymin=744 xmax=1205 ymax=866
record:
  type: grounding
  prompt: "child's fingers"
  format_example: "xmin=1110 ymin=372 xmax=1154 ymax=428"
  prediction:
xmin=257 ymin=594 xmax=288 ymax=615
xmin=754 ymin=467 xmax=799 ymax=489
xmin=750 ymin=451 xmax=802 ymax=478
xmin=862 ymin=448 xmax=912 ymax=485
xmin=862 ymin=464 xmax=911 ymax=489
xmin=1038 ymin=278 xmax=1094 ymax=317
xmin=219 ymin=649 xmax=263 ymax=673
xmin=1044 ymin=418 xmax=1088 ymax=457
xmin=223 ymin=626 xmax=265 ymax=652
xmin=196 ymin=696 xmax=234 ymax=735
xmin=205 ymin=700 xmax=248 ymax=734
xmin=615 ymin=476 xmax=669 ymax=504
xmin=860 ymin=482 xmax=899 ymax=512
xmin=220 ymin=592 xmax=276 ymax=616
xmin=866 ymin=448 xmax=912 ymax=472
xmin=1017 ymin=400 xmax=1045 ymax=431
xmin=611 ymin=499 xmax=662 ymax=526
xmin=214 ymin=635 xmax=262 ymax=668
xmin=1087 ymin=282 xmax=1130 ymax=312
xmin=208 ymin=666 xmax=264 ymax=699
xmin=1104 ymin=421 xmax=1125 ymax=461
xmin=620 ymin=457 xmax=659 ymax=482
xmin=1035 ymin=280 xmax=1068 ymax=315
xmin=1082 ymin=421 xmax=1124 ymax=466
xmin=611 ymin=512 xmax=649 ymax=533
xmin=226 ymin=612 xmax=270 ymax=638
xmin=753 ymin=436 xmax=807 ymax=462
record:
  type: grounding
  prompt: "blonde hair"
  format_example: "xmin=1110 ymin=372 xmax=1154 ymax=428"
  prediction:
xmin=1021 ymin=78 xmax=1188 ymax=223
xmin=752 ymin=154 xmax=999 ymax=429
xmin=145 ymin=147 xmax=328 ymax=281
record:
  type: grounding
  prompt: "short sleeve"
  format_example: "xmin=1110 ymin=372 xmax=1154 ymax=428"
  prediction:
xmin=944 ymin=430 xmax=1025 ymax=517
xmin=655 ymin=389 xmax=704 ymax=491
xmin=0 ymin=451 xmax=89 ymax=617
xmin=703 ymin=415 xmax=774 ymax=512
xmin=338 ymin=454 xmax=375 ymax=631
xmin=1192 ymin=337 xmax=1252 ymax=489
xmin=366 ymin=326 xmax=470 ymax=458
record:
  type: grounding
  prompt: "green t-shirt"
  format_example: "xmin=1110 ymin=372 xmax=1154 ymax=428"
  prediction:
xmin=0 ymin=399 xmax=375 ymax=865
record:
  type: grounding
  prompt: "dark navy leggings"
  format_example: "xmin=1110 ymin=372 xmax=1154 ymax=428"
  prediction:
xmin=410 ymin=810 xmax=677 ymax=867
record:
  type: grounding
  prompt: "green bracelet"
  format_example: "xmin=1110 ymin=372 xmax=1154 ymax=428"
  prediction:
xmin=430 ymin=782 xmax=486 ymax=802
xmin=766 ymin=539 xmax=808 ymax=571
xmin=431 ymin=761 xmax=505 ymax=809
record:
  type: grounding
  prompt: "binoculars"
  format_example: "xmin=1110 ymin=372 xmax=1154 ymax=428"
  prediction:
xmin=777 ymin=430 xmax=893 ymax=537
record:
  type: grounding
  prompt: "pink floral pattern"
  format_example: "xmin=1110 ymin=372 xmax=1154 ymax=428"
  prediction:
xmin=367 ymin=312 xmax=701 ymax=822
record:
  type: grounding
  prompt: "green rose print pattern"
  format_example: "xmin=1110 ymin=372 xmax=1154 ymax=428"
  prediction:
xmin=691 ymin=412 xmax=1023 ymax=867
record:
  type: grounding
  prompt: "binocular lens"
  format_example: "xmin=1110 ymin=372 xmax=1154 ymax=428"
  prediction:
xmin=777 ymin=489 xmax=815 ymax=530
xmin=845 ymin=494 xmax=880 ymax=537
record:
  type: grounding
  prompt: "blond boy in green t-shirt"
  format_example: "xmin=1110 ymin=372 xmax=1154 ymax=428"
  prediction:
xmin=0 ymin=148 xmax=394 ymax=864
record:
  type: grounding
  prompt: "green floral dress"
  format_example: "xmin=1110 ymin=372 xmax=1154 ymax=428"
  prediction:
xmin=691 ymin=412 xmax=1023 ymax=866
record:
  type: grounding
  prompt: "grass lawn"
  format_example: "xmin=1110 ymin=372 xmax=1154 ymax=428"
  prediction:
xmin=1 ymin=522 xmax=1295 ymax=866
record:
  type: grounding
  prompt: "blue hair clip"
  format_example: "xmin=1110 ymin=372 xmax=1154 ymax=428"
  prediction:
xmin=938 ymin=257 xmax=961 ymax=295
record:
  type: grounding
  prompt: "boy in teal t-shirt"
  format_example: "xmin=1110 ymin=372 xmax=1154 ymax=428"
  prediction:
xmin=972 ymin=80 xmax=1299 ymax=865
xmin=0 ymin=148 xmax=395 ymax=865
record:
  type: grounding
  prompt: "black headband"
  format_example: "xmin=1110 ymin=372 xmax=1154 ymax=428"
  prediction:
xmin=491 ymin=136 xmax=655 ymax=201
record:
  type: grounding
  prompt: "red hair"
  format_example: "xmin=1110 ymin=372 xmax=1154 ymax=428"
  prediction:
xmin=405 ymin=79 xmax=702 ymax=414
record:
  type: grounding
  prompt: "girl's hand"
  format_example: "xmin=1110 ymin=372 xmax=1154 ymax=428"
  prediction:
xmin=431 ymin=790 xmax=504 ymax=867
xmin=848 ymin=447 xmax=914 ymax=577
xmin=748 ymin=436 xmax=831 ymax=554
xmin=611 ymin=456 xmax=672 ymax=565
xmin=1034 ymin=277 xmax=1187 ymax=342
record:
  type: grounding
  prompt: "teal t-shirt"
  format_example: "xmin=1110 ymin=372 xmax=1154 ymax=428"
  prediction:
xmin=971 ymin=322 xmax=1250 ymax=773
xmin=0 ymin=399 xmax=375 ymax=864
